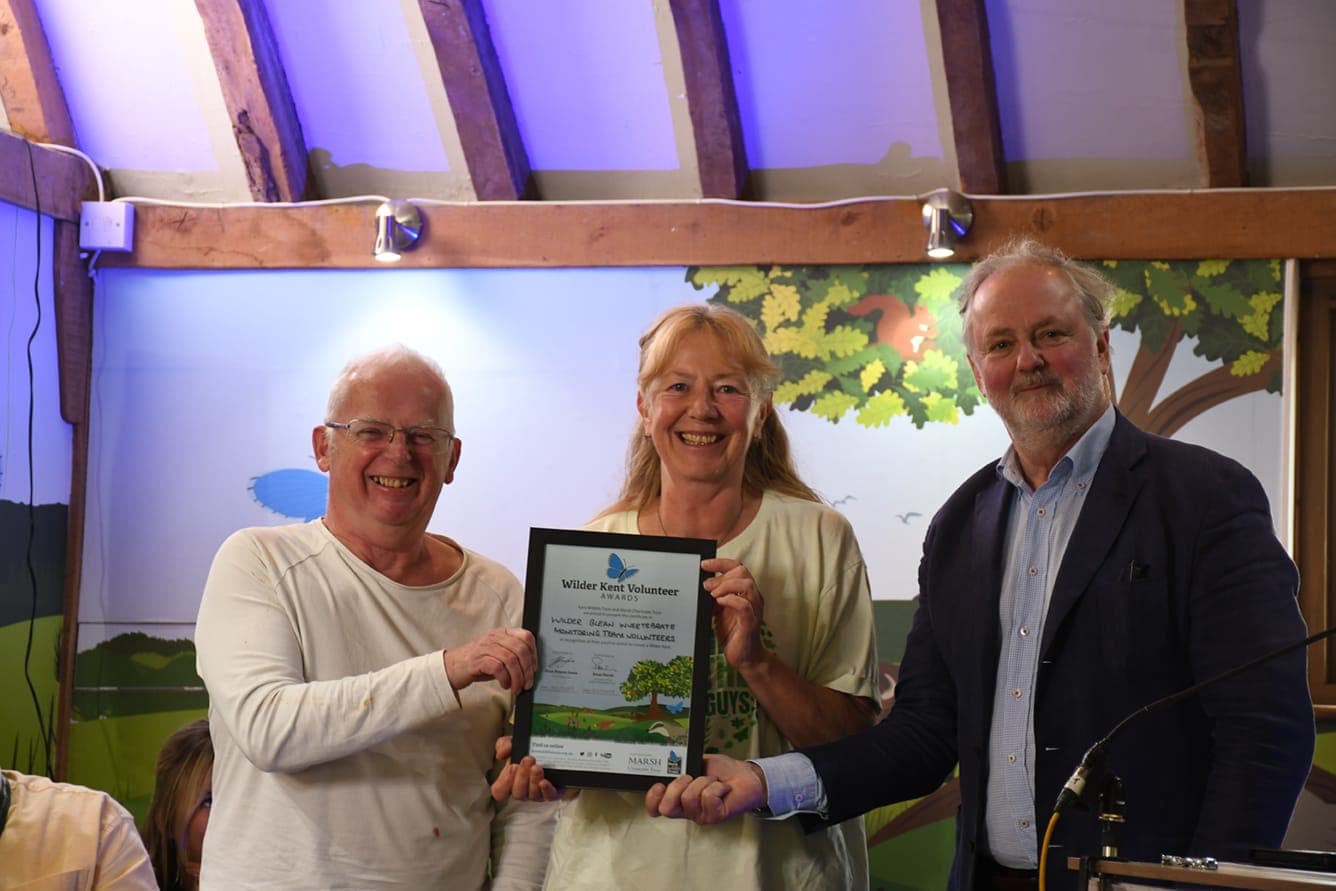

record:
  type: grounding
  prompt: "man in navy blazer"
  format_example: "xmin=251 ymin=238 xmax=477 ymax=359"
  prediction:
xmin=647 ymin=241 xmax=1315 ymax=890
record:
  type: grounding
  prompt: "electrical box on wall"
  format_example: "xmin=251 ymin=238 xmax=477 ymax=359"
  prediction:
xmin=79 ymin=201 xmax=134 ymax=252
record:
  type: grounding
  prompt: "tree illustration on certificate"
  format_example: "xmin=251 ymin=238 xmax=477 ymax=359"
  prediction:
xmin=621 ymin=655 xmax=692 ymax=726
xmin=529 ymin=655 xmax=693 ymax=744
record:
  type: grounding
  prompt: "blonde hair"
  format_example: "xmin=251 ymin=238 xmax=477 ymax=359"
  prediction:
xmin=606 ymin=303 xmax=819 ymax=513
xmin=142 ymin=718 xmax=213 ymax=891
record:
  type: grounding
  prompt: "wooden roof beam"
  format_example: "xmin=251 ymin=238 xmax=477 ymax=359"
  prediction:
xmin=666 ymin=0 xmax=749 ymax=199
xmin=418 ymin=0 xmax=532 ymax=201
xmin=1185 ymin=0 xmax=1247 ymax=188
xmin=195 ymin=0 xmax=310 ymax=202
xmin=0 ymin=130 xmax=92 ymax=221
xmin=934 ymin=0 xmax=1006 ymax=195
xmin=97 ymin=190 xmax=1336 ymax=269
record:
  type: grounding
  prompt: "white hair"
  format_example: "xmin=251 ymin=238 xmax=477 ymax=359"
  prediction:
xmin=323 ymin=344 xmax=453 ymax=444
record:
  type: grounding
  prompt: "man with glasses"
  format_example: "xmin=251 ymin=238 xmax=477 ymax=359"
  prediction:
xmin=195 ymin=345 xmax=554 ymax=889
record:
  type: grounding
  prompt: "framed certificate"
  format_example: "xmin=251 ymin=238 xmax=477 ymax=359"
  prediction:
xmin=512 ymin=527 xmax=715 ymax=790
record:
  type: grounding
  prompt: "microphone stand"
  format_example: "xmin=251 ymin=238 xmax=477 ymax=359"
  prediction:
xmin=1041 ymin=621 xmax=1336 ymax=889
xmin=1054 ymin=621 xmax=1336 ymax=819
xmin=1097 ymin=774 xmax=1125 ymax=860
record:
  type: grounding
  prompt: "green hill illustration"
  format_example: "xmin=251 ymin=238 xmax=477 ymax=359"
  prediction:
xmin=73 ymin=632 xmax=207 ymax=719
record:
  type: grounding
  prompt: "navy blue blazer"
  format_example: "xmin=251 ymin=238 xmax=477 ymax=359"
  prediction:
xmin=805 ymin=412 xmax=1314 ymax=890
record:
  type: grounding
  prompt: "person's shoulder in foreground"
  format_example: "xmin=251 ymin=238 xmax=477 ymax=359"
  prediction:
xmin=0 ymin=768 xmax=157 ymax=890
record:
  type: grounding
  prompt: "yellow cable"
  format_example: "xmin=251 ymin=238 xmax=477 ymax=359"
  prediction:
xmin=1038 ymin=811 xmax=1060 ymax=891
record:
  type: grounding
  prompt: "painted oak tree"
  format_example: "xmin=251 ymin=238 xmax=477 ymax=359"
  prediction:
xmin=1099 ymin=258 xmax=1284 ymax=436
xmin=689 ymin=264 xmax=979 ymax=429
xmin=689 ymin=259 xmax=1282 ymax=437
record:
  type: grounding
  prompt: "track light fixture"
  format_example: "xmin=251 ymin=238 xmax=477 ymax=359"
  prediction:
xmin=920 ymin=189 xmax=973 ymax=260
xmin=373 ymin=200 xmax=423 ymax=262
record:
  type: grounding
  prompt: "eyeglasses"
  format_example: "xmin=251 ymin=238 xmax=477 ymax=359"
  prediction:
xmin=325 ymin=418 xmax=455 ymax=454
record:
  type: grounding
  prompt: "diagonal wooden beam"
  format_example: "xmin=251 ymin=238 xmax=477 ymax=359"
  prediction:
xmin=195 ymin=0 xmax=310 ymax=201
xmin=666 ymin=0 xmax=748 ymax=199
xmin=0 ymin=0 xmax=76 ymax=144
xmin=934 ymin=0 xmax=1006 ymax=194
xmin=1184 ymin=0 xmax=1247 ymax=187
xmin=418 ymin=0 xmax=532 ymax=201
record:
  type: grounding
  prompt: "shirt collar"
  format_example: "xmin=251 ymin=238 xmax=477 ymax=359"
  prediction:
xmin=996 ymin=404 xmax=1116 ymax=493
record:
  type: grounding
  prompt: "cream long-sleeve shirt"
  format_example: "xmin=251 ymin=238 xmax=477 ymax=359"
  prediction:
xmin=195 ymin=521 xmax=554 ymax=890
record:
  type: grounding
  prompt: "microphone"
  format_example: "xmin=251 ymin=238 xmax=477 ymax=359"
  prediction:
xmin=1053 ymin=622 xmax=1336 ymax=817
xmin=1053 ymin=742 xmax=1106 ymax=815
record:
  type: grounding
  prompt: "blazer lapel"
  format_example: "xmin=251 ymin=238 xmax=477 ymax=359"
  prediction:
xmin=972 ymin=475 xmax=1013 ymax=703
xmin=1040 ymin=414 xmax=1148 ymax=656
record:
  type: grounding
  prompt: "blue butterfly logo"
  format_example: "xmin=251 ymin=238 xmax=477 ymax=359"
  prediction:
xmin=607 ymin=553 xmax=639 ymax=582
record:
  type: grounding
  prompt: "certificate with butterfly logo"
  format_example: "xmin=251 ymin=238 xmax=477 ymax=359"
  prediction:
xmin=512 ymin=527 xmax=715 ymax=790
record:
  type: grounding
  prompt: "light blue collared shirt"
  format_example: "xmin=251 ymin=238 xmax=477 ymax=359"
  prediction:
xmin=753 ymin=407 xmax=1117 ymax=865
xmin=984 ymin=405 xmax=1114 ymax=866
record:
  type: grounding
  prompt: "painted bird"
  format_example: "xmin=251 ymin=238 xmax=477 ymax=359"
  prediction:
xmin=249 ymin=468 xmax=329 ymax=521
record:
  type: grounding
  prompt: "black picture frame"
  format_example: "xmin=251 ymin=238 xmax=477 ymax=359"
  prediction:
xmin=512 ymin=527 xmax=715 ymax=790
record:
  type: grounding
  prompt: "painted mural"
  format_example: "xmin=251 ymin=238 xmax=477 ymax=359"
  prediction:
xmin=691 ymin=259 xmax=1284 ymax=438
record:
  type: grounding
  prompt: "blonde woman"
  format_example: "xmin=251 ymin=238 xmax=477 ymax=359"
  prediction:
xmin=496 ymin=303 xmax=880 ymax=890
xmin=142 ymin=718 xmax=213 ymax=891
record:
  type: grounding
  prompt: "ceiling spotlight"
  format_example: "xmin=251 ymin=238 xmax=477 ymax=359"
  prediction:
xmin=373 ymin=200 xmax=423 ymax=262
xmin=920 ymin=188 xmax=973 ymax=260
